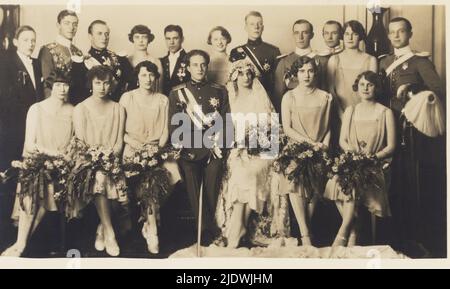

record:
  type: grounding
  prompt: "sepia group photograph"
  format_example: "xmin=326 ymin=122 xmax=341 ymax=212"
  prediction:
xmin=0 ymin=0 xmax=448 ymax=270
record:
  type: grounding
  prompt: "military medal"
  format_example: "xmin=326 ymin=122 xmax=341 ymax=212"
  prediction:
xmin=402 ymin=62 xmax=409 ymax=70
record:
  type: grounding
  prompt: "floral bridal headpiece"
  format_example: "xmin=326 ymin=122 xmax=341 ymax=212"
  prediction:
xmin=228 ymin=59 xmax=260 ymax=82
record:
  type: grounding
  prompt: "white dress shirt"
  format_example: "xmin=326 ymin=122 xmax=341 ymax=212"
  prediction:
xmin=168 ymin=49 xmax=183 ymax=77
xmin=17 ymin=51 xmax=36 ymax=89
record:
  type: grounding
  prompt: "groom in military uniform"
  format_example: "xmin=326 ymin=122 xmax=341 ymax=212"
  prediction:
xmin=380 ymin=17 xmax=445 ymax=257
xmin=168 ymin=50 xmax=230 ymax=246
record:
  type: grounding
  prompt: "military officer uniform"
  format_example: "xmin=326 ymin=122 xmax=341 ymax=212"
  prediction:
xmin=380 ymin=45 xmax=445 ymax=256
xmin=273 ymin=46 xmax=330 ymax=113
xmin=38 ymin=35 xmax=83 ymax=100
xmin=160 ymin=49 xmax=191 ymax=96
xmin=168 ymin=79 xmax=230 ymax=245
xmin=230 ymin=38 xmax=281 ymax=110
xmin=72 ymin=47 xmax=134 ymax=104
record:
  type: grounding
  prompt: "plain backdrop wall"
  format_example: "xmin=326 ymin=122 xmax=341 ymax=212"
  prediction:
xmin=20 ymin=4 xmax=445 ymax=84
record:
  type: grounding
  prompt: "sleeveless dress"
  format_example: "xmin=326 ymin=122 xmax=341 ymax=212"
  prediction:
xmin=68 ymin=100 xmax=125 ymax=218
xmin=12 ymin=102 xmax=74 ymax=219
xmin=120 ymin=90 xmax=168 ymax=158
xmin=324 ymin=104 xmax=391 ymax=217
xmin=277 ymin=88 xmax=332 ymax=199
xmin=333 ymin=53 xmax=373 ymax=112
xmin=120 ymin=89 xmax=180 ymax=206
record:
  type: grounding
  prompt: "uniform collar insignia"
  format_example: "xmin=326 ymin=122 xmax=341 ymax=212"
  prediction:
xmin=247 ymin=38 xmax=263 ymax=46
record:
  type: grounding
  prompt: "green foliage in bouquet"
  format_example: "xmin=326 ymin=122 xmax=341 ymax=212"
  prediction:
xmin=10 ymin=152 xmax=72 ymax=214
xmin=329 ymin=151 xmax=383 ymax=197
xmin=67 ymin=138 xmax=127 ymax=212
xmin=122 ymin=144 xmax=180 ymax=220
xmin=273 ymin=139 xmax=330 ymax=199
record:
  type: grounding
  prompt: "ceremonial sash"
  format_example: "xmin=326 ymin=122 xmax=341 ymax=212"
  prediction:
xmin=242 ymin=45 xmax=265 ymax=74
xmin=177 ymin=87 xmax=214 ymax=130
xmin=385 ymin=52 xmax=415 ymax=76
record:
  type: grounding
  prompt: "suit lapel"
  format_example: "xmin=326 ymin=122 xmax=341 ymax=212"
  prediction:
xmin=13 ymin=53 xmax=36 ymax=93
xmin=170 ymin=50 xmax=186 ymax=81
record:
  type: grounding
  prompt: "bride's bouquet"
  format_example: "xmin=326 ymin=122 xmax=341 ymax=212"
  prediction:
xmin=122 ymin=144 xmax=180 ymax=219
xmin=273 ymin=138 xmax=330 ymax=197
xmin=328 ymin=151 xmax=382 ymax=198
xmin=67 ymin=138 xmax=127 ymax=206
xmin=9 ymin=151 xmax=72 ymax=214
xmin=241 ymin=123 xmax=280 ymax=158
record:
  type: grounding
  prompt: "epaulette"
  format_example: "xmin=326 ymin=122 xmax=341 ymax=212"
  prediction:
xmin=378 ymin=53 xmax=390 ymax=60
xmin=317 ymin=50 xmax=332 ymax=57
xmin=414 ymin=51 xmax=431 ymax=57
xmin=45 ymin=42 xmax=58 ymax=49
xmin=211 ymin=82 xmax=226 ymax=90
xmin=276 ymin=53 xmax=289 ymax=60
xmin=116 ymin=50 xmax=128 ymax=57
xmin=172 ymin=83 xmax=187 ymax=91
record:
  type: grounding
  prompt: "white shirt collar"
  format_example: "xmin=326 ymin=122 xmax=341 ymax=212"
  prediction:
xmin=17 ymin=50 xmax=32 ymax=65
xmin=169 ymin=48 xmax=183 ymax=59
xmin=394 ymin=45 xmax=412 ymax=57
xmin=295 ymin=47 xmax=313 ymax=57
xmin=56 ymin=34 xmax=73 ymax=49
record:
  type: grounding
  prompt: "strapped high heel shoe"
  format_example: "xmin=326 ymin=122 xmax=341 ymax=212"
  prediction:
xmin=332 ymin=235 xmax=348 ymax=247
xmin=301 ymin=235 xmax=312 ymax=246
xmin=94 ymin=224 xmax=105 ymax=252
xmin=347 ymin=232 xmax=357 ymax=247
xmin=104 ymin=235 xmax=120 ymax=257
xmin=142 ymin=222 xmax=159 ymax=254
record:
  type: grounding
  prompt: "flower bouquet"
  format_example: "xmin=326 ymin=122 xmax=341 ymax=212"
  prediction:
xmin=328 ymin=151 xmax=382 ymax=198
xmin=10 ymin=151 xmax=72 ymax=214
xmin=273 ymin=139 xmax=330 ymax=198
xmin=67 ymin=138 xmax=127 ymax=209
xmin=122 ymin=144 xmax=180 ymax=221
xmin=240 ymin=123 xmax=280 ymax=158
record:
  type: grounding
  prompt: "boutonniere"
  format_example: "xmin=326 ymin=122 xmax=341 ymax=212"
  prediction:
xmin=17 ymin=70 xmax=29 ymax=86
xmin=209 ymin=97 xmax=220 ymax=110
xmin=402 ymin=62 xmax=409 ymax=70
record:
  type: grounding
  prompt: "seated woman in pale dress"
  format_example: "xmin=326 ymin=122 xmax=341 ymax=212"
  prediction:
xmin=215 ymin=59 xmax=277 ymax=248
xmin=207 ymin=26 xmax=232 ymax=86
xmin=327 ymin=20 xmax=377 ymax=117
xmin=72 ymin=65 xmax=126 ymax=257
xmin=1 ymin=72 xmax=74 ymax=257
xmin=127 ymin=25 xmax=164 ymax=92
xmin=279 ymin=56 xmax=333 ymax=246
xmin=120 ymin=61 xmax=180 ymax=254
xmin=324 ymin=71 xmax=396 ymax=247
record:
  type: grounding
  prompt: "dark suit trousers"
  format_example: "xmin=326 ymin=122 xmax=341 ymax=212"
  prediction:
xmin=178 ymin=154 xmax=223 ymax=234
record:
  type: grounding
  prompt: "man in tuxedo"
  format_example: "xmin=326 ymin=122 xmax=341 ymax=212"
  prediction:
xmin=160 ymin=25 xmax=190 ymax=96
xmin=0 ymin=25 xmax=44 ymax=166
xmin=0 ymin=26 xmax=44 ymax=249
xmin=379 ymin=17 xmax=445 ymax=257
xmin=168 ymin=50 xmax=230 ymax=246
xmin=38 ymin=9 xmax=83 ymax=100
xmin=72 ymin=20 xmax=134 ymax=103
xmin=230 ymin=11 xmax=281 ymax=111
